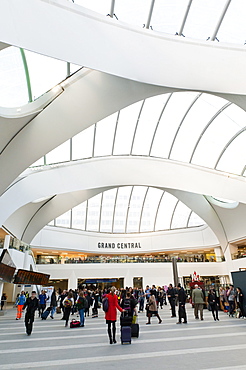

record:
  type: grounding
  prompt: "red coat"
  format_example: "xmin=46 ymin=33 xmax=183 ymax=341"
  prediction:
xmin=105 ymin=293 xmax=123 ymax=321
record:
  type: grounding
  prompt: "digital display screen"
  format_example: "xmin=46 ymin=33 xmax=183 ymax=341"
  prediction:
xmin=0 ymin=262 xmax=16 ymax=283
xmin=13 ymin=269 xmax=50 ymax=285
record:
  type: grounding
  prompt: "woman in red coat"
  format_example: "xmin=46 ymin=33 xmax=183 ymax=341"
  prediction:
xmin=105 ymin=286 xmax=124 ymax=344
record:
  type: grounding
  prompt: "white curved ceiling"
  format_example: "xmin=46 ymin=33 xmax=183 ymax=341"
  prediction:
xmin=0 ymin=0 xmax=246 ymax=254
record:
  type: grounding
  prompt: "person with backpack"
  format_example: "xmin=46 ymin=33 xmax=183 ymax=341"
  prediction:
xmin=62 ymin=292 xmax=74 ymax=327
xmin=76 ymin=291 xmax=88 ymax=327
xmin=104 ymin=286 xmax=124 ymax=344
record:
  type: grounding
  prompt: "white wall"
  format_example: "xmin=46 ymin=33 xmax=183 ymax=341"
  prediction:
xmin=32 ymin=224 xmax=219 ymax=255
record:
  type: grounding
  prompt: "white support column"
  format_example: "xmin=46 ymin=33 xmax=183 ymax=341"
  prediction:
xmin=3 ymin=235 xmax=10 ymax=250
xmin=68 ymin=272 xmax=77 ymax=290
xmin=214 ymin=246 xmax=223 ymax=262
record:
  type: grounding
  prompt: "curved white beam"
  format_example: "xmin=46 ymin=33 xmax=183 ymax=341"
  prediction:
xmin=1 ymin=0 xmax=246 ymax=95
xmin=0 ymin=68 xmax=169 ymax=196
xmin=3 ymin=156 xmax=244 ymax=246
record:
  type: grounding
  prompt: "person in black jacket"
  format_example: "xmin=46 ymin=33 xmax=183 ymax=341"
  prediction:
xmin=167 ymin=284 xmax=176 ymax=318
xmin=236 ymin=287 xmax=245 ymax=318
xmin=50 ymin=288 xmax=57 ymax=319
xmin=207 ymin=289 xmax=219 ymax=321
xmin=176 ymin=284 xmax=187 ymax=324
xmin=23 ymin=291 xmax=39 ymax=335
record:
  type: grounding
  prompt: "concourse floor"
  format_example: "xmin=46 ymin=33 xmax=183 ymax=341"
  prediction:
xmin=0 ymin=304 xmax=246 ymax=370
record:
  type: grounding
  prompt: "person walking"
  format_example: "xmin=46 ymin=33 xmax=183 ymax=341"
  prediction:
xmin=105 ymin=286 xmax=124 ymax=344
xmin=192 ymin=284 xmax=205 ymax=320
xmin=236 ymin=287 xmax=245 ymax=318
xmin=146 ymin=290 xmax=162 ymax=325
xmin=23 ymin=291 xmax=39 ymax=336
xmin=38 ymin=290 xmax=47 ymax=317
xmin=207 ymin=288 xmax=219 ymax=321
xmin=1 ymin=293 xmax=7 ymax=311
xmin=15 ymin=290 xmax=26 ymax=320
xmin=227 ymin=284 xmax=236 ymax=317
xmin=62 ymin=292 xmax=74 ymax=327
xmin=167 ymin=284 xmax=176 ymax=318
xmin=76 ymin=291 xmax=87 ymax=326
xmin=50 ymin=288 xmax=57 ymax=319
xmin=176 ymin=283 xmax=187 ymax=324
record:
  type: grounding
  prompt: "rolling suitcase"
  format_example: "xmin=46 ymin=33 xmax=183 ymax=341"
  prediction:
xmin=41 ymin=307 xmax=51 ymax=320
xmin=120 ymin=312 xmax=132 ymax=327
xmin=121 ymin=326 xmax=131 ymax=344
xmin=131 ymin=323 xmax=139 ymax=338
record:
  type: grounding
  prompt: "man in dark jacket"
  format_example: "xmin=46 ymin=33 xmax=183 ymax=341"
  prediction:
xmin=23 ymin=291 xmax=39 ymax=335
xmin=167 ymin=284 xmax=176 ymax=318
xmin=176 ymin=283 xmax=187 ymax=324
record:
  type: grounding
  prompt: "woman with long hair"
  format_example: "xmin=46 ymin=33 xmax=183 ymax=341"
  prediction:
xmin=105 ymin=287 xmax=124 ymax=344
xmin=207 ymin=289 xmax=219 ymax=321
xmin=62 ymin=292 xmax=74 ymax=327
xmin=146 ymin=290 xmax=162 ymax=324
xmin=236 ymin=287 xmax=245 ymax=318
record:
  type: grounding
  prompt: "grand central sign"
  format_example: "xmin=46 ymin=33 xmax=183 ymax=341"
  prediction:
xmin=98 ymin=242 xmax=141 ymax=249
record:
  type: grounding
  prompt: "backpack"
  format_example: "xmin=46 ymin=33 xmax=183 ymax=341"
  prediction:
xmin=123 ymin=298 xmax=131 ymax=310
xmin=102 ymin=296 xmax=109 ymax=312
xmin=63 ymin=298 xmax=72 ymax=308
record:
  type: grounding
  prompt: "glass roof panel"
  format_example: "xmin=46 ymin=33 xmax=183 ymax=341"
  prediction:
xmin=151 ymin=0 xmax=187 ymax=35
xmin=191 ymin=107 xmax=242 ymax=169
xmin=71 ymin=202 xmax=86 ymax=230
xmin=132 ymin=95 xmax=170 ymax=156
xmin=72 ymin=125 xmax=94 ymax=160
xmin=217 ymin=0 xmax=246 ymax=45
xmin=140 ymin=187 xmax=163 ymax=232
xmin=45 ymin=140 xmax=70 ymax=164
xmin=188 ymin=212 xmax=204 ymax=227
xmin=114 ymin=0 xmax=150 ymax=27
xmin=150 ymin=92 xmax=198 ymax=158
xmin=75 ymin=0 xmax=111 ymax=16
xmin=113 ymin=101 xmax=143 ymax=155
xmin=170 ymin=94 xmax=227 ymax=162
xmin=154 ymin=191 xmax=178 ymax=231
xmin=0 ymin=47 xmax=28 ymax=107
xmin=182 ymin=0 xmax=227 ymax=41
xmin=126 ymin=186 xmax=147 ymax=233
xmin=171 ymin=201 xmax=191 ymax=229
xmin=216 ymin=130 xmax=246 ymax=175
xmin=113 ymin=186 xmax=132 ymax=233
xmin=94 ymin=113 xmax=117 ymax=157
xmin=55 ymin=210 xmax=71 ymax=228
xmin=86 ymin=193 xmax=102 ymax=231
xmin=25 ymin=50 xmax=67 ymax=100
xmin=100 ymin=188 xmax=117 ymax=232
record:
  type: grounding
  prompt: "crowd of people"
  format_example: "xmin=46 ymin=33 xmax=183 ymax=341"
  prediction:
xmin=12 ymin=283 xmax=245 ymax=339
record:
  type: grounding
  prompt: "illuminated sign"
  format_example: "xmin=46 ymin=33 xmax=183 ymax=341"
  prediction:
xmin=98 ymin=242 xmax=141 ymax=249
xmin=13 ymin=269 xmax=50 ymax=285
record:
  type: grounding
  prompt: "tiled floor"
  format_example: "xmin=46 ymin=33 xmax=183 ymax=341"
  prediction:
xmin=0 ymin=305 xmax=246 ymax=369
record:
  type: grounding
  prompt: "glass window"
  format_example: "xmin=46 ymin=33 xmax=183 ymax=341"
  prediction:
xmin=126 ymin=186 xmax=147 ymax=233
xmin=48 ymin=220 xmax=55 ymax=226
xmin=113 ymin=186 xmax=133 ymax=233
xmin=55 ymin=210 xmax=71 ymax=228
xmin=94 ymin=113 xmax=117 ymax=157
xmin=86 ymin=193 xmax=102 ymax=231
xmin=140 ymin=187 xmax=163 ymax=232
xmin=76 ymin=0 xmax=111 ymax=16
xmin=113 ymin=101 xmax=143 ymax=155
xmin=0 ymin=47 xmax=28 ymax=107
xmin=45 ymin=140 xmax=70 ymax=164
xmin=132 ymin=95 xmax=170 ymax=155
xmin=170 ymin=94 xmax=227 ymax=162
xmin=152 ymin=0 xmax=187 ymax=35
xmin=25 ymin=50 xmax=67 ymax=100
xmin=72 ymin=125 xmax=94 ymax=160
xmin=100 ymin=188 xmax=117 ymax=232
xmin=150 ymin=92 xmax=198 ymax=158
xmin=30 ymin=158 xmax=45 ymax=167
xmin=71 ymin=202 xmax=87 ymax=230
xmin=188 ymin=212 xmax=204 ymax=227
xmin=114 ymin=0 xmax=150 ymax=27
xmin=216 ymin=130 xmax=246 ymax=175
xmin=171 ymin=201 xmax=191 ymax=229
xmin=155 ymin=192 xmax=178 ymax=231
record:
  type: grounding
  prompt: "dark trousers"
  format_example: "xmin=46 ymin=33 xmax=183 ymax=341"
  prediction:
xmin=210 ymin=304 xmax=219 ymax=320
xmin=25 ymin=312 xmax=35 ymax=335
xmin=228 ymin=300 xmax=235 ymax=316
xmin=238 ymin=302 xmax=245 ymax=317
xmin=38 ymin=304 xmax=46 ymax=317
xmin=139 ymin=298 xmax=144 ymax=312
xmin=178 ymin=303 xmax=187 ymax=322
xmin=169 ymin=299 xmax=176 ymax=317
xmin=107 ymin=321 xmax=116 ymax=341
xmin=64 ymin=307 xmax=71 ymax=326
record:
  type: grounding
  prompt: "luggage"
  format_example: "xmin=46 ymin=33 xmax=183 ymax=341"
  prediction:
xmin=131 ymin=323 xmax=139 ymax=338
xmin=70 ymin=319 xmax=81 ymax=328
xmin=41 ymin=308 xmax=50 ymax=320
xmin=120 ymin=312 xmax=132 ymax=327
xmin=56 ymin=306 xmax=61 ymax=314
xmin=121 ymin=326 xmax=131 ymax=344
